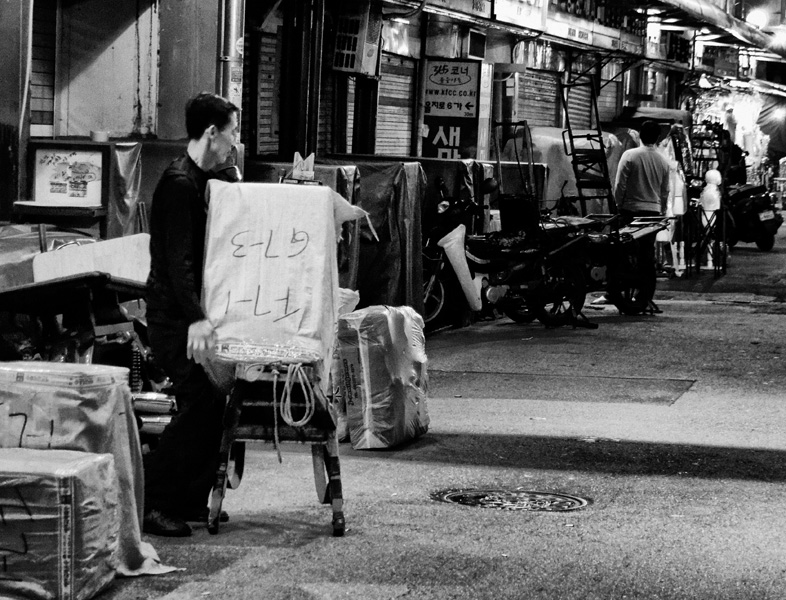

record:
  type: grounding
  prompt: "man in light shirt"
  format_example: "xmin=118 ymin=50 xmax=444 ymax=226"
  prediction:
xmin=614 ymin=120 xmax=671 ymax=221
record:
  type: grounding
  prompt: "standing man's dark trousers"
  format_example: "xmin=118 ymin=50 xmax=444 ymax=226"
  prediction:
xmin=620 ymin=209 xmax=660 ymax=297
xmin=144 ymin=323 xmax=226 ymax=519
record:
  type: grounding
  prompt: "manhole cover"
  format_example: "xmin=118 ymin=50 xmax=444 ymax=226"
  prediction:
xmin=431 ymin=488 xmax=590 ymax=512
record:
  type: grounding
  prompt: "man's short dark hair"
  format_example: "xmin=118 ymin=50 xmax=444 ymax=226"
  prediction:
xmin=185 ymin=92 xmax=239 ymax=140
xmin=639 ymin=120 xmax=661 ymax=145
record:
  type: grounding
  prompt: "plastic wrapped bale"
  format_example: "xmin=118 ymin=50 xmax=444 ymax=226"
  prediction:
xmin=0 ymin=361 xmax=158 ymax=576
xmin=0 ymin=448 xmax=119 ymax=600
xmin=335 ymin=305 xmax=430 ymax=449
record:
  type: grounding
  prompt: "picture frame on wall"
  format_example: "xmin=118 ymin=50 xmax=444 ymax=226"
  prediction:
xmin=27 ymin=140 xmax=111 ymax=208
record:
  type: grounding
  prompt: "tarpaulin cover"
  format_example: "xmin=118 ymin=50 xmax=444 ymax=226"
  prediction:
xmin=502 ymin=126 xmax=623 ymax=211
xmin=323 ymin=160 xmax=425 ymax=314
xmin=203 ymin=181 xmax=365 ymax=372
xmin=243 ymin=161 xmax=362 ymax=289
xmin=0 ymin=361 xmax=173 ymax=577
xmin=0 ymin=448 xmax=118 ymax=600
xmin=334 ymin=305 xmax=429 ymax=450
xmin=107 ymin=142 xmax=143 ymax=239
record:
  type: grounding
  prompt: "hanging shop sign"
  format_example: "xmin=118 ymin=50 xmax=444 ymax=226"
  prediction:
xmin=495 ymin=0 xmax=547 ymax=32
xmin=619 ymin=33 xmax=643 ymax=55
xmin=702 ymin=47 xmax=739 ymax=78
xmin=545 ymin=15 xmax=594 ymax=46
xmin=430 ymin=0 xmax=492 ymax=18
xmin=422 ymin=59 xmax=487 ymax=159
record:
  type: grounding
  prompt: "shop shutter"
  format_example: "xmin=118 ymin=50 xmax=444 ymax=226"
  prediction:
xmin=318 ymin=65 xmax=334 ymax=156
xmin=518 ymin=69 xmax=559 ymax=128
xmin=375 ymin=53 xmax=416 ymax=156
xmin=346 ymin=76 xmax=356 ymax=153
xmin=31 ymin=0 xmax=57 ymax=137
xmin=598 ymin=79 xmax=620 ymax=124
xmin=255 ymin=32 xmax=280 ymax=156
xmin=598 ymin=62 xmax=621 ymax=124
xmin=566 ymin=81 xmax=592 ymax=130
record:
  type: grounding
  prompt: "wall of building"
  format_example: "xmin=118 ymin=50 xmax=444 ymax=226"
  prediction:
xmin=157 ymin=0 xmax=220 ymax=140
xmin=0 ymin=0 xmax=32 ymax=213
xmin=57 ymin=0 xmax=158 ymax=137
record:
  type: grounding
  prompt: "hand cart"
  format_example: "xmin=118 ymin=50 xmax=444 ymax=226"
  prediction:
xmin=208 ymin=361 xmax=345 ymax=537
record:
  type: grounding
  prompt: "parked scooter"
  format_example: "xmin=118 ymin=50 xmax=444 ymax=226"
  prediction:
xmin=725 ymin=184 xmax=783 ymax=251
xmin=422 ymin=177 xmax=594 ymax=329
xmin=422 ymin=177 xmax=485 ymax=327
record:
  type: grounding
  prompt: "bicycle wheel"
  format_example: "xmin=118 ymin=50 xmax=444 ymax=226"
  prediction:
xmin=423 ymin=273 xmax=446 ymax=325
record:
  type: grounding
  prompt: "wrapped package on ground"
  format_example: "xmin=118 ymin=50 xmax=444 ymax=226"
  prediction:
xmin=0 ymin=361 xmax=165 ymax=577
xmin=202 ymin=181 xmax=366 ymax=394
xmin=0 ymin=448 xmax=119 ymax=600
xmin=335 ymin=305 xmax=430 ymax=449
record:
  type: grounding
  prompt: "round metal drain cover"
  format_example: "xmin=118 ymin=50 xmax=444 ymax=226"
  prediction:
xmin=431 ymin=488 xmax=589 ymax=512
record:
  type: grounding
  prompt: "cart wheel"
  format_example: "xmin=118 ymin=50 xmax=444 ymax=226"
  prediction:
xmin=311 ymin=444 xmax=330 ymax=504
xmin=227 ymin=441 xmax=245 ymax=490
xmin=208 ymin=469 xmax=230 ymax=535
xmin=332 ymin=514 xmax=346 ymax=537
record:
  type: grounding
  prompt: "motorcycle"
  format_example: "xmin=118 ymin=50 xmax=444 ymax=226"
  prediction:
xmin=422 ymin=177 xmax=485 ymax=328
xmin=466 ymin=219 xmax=595 ymax=328
xmin=422 ymin=177 xmax=594 ymax=329
xmin=725 ymin=184 xmax=783 ymax=251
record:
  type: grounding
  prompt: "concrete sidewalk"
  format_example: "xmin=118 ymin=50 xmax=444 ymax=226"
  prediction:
xmin=100 ymin=230 xmax=786 ymax=600
xmin=102 ymin=296 xmax=786 ymax=600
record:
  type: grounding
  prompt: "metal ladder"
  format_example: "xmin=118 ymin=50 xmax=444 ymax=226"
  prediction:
xmin=559 ymin=77 xmax=617 ymax=216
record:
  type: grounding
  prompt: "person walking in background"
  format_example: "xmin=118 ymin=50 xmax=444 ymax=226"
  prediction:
xmin=142 ymin=92 xmax=239 ymax=537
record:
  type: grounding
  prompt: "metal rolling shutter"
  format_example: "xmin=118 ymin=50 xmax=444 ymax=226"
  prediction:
xmin=598 ymin=62 xmax=621 ymax=124
xmin=346 ymin=76 xmax=356 ymax=153
xmin=566 ymin=81 xmax=592 ymax=130
xmin=598 ymin=80 xmax=620 ymax=124
xmin=318 ymin=64 xmax=334 ymax=156
xmin=255 ymin=32 xmax=279 ymax=156
xmin=31 ymin=0 xmax=57 ymax=137
xmin=518 ymin=70 xmax=559 ymax=128
xmin=375 ymin=53 xmax=415 ymax=156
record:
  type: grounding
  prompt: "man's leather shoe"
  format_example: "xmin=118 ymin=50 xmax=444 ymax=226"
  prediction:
xmin=183 ymin=506 xmax=229 ymax=523
xmin=143 ymin=510 xmax=192 ymax=537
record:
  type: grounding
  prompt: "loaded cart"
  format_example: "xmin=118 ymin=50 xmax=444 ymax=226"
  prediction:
xmin=209 ymin=361 xmax=344 ymax=536
xmin=200 ymin=179 xmax=365 ymax=537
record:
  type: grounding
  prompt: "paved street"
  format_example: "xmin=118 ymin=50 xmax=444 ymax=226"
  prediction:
xmin=104 ymin=230 xmax=786 ymax=600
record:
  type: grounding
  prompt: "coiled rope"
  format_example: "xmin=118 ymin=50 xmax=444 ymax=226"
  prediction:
xmin=270 ymin=363 xmax=317 ymax=463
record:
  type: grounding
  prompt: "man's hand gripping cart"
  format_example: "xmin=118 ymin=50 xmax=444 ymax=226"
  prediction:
xmin=208 ymin=361 xmax=345 ymax=537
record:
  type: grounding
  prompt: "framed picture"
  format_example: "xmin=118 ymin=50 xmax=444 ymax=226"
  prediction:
xmin=28 ymin=140 xmax=111 ymax=208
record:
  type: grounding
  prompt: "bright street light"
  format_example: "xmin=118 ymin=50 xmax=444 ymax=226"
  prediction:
xmin=746 ymin=8 xmax=769 ymax=30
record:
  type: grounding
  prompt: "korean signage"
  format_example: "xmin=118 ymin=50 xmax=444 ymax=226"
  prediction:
xmin=545 ymin=16 xmax=593 ymax=46
xmin=495 ymin=0 xmax=547 ymax=32
xmin=429 ymin=0 xmax=492 ymax=18
xmin=422 ymin=60 xmax=483 ymax=159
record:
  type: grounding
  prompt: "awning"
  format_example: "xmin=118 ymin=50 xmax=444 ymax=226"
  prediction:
xmin=641 ymin=0 xmax=784 ymax=57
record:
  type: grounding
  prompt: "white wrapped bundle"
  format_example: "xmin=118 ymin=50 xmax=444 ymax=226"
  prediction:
xmin=204 ymin=182 xmax=361 ymax=367
xmin=0 ymin=448 xmax=119 ymax=600
xmin=334 ymin=305 xmax=430 ymax=449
